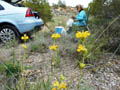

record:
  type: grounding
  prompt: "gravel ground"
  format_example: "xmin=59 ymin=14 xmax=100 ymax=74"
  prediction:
xmin=23 ymin=52 xmax=120 ymax=90
xmin=0 ymin=41 xmax=120 ymax=90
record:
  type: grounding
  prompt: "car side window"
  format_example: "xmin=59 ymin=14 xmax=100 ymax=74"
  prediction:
xmin=0 ymin=5 xmax=4 ymax=10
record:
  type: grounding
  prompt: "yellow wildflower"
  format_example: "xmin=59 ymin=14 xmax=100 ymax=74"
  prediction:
xmin=60 ymin=74 xmax=65 ymax=81
xmin=21 ymin=44 xmax=27 ymax=49
xmin=77 ymin=44 xmax=87 ymax=54
xmin=77 ymin=44 xmax=84 ymax=52
xmin=53 ymin=81 xmax=59 ymax=87
xmin=51 ymin=33 xmax=61 ymax=39
xmin=85 ymin=31 xmax=90 ymax=36
xmin=49 ymin=45 xmax=58 ymax=51
xmin=80 ymin=63 xmax=86 ymax=69
xmin=21 ymin=34 xmax=29 ymax=42
xmin=76 ymin=31 xmax=82 ymax=38
xmin=76 ymin=31 xmax=90 ymax=40
xmin=82 ymin=31 xmax=90 ymax=39
xmin=51 ymin=88 xmax=56 ymax=90
xmin=58 ymin=82 xmax=66 ymax=89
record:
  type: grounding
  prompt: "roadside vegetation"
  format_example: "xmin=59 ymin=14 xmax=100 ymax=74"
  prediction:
xmin=0 ymin=0 xmax=120 ymax=90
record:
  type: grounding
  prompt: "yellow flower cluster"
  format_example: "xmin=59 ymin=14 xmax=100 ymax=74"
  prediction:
xmin=77 ymin=44 xmax=87 ymax=53
xmin=21 ymin=34 xmax=29 ymax=42
xmin=21 ymin=44 xmax=27 ymax=49
xmin=52 ymin=81 xmax=66 ymax=90
xmin=54 ymin=81 xmax=59 ymax=87
xmin=80 ymin=63 xmax=86 ymax=69
xmin=76 ymin=31 xmax=90 ymax=70
xmin=76 ymin=31 xmax=90 ymax=40
xmin=51 ymin=74 xmax=66 ymax=90
xmin=49 ymin=45 xmax=58 ymax=51
xmin=51 ymin=33 xmax=61 ymax=39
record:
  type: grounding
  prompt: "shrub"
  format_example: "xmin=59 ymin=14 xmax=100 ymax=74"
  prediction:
xmin=29 ymin=32 xmax=50 ymax=53
xmin=58 ymin=32 xmax=77 ymax=58
xmin=89 ymin=17 xmax=120 ymax=55
xmin=53 ymin=4 xmax=59 ymax=9
xmin=23 ymin=0 xmax=53 ymax=23
xmin=58 ymin=0 xmax=66 ymax=9
xmin=30 ymin=41 xmax=48 ymax=53
xmin=0 ymin=60 xmax=21 ymax=77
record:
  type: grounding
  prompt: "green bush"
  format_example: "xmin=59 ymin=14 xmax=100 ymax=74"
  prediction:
xmin=89 ymin=0 xmax=120 ymax=18
xmin=58 ymin=0 xmax=66 ymax=9
xmin=0 ymin=60 xmax=21 ymax=77
xmin=23 ymin=0 xmax=53 ymax=23
xmin=88 ymin=17 xmax=120 ymax=54
xmin=53 ymin=4 xmax=59 ymax=9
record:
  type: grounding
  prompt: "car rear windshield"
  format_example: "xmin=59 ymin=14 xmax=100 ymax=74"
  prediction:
xmin=0 ymin=5 xmax=4 ymax=10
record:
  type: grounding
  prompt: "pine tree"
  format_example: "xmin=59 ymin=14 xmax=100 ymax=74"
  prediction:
xmin=23 ymin=0 xmax=53 ymax=23
xmin=58 ymin=0 xmax=66 ymax=8
xmin=89 ymin=0 xmax=120 ymax=18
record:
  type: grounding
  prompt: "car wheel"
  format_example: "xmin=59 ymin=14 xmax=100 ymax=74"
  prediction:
xmin=0 ymin=25 xmax=19 ymax=43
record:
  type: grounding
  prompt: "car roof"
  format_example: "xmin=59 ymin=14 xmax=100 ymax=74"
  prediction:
xmin=0 ymin=0 xmax=14 ymax=9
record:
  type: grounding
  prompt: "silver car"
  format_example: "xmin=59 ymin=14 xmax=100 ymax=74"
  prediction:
xmin=0 ymin=0 xmax=44 ymax=43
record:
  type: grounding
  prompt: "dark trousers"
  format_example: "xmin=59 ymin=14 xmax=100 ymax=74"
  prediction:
xmin=67 ymin=27 xmax=72 ymax=34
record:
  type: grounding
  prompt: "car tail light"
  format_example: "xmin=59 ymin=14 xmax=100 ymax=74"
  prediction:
xmin=26 ymin=8 xmax=34 ymax=17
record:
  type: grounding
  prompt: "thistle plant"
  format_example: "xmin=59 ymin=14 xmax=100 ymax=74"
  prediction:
xmin=49 ymin=33 xmax=61 ymax=66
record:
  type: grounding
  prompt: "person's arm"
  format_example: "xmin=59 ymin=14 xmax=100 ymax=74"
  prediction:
xmin=75 ymin=11 xmax=86 ymax=21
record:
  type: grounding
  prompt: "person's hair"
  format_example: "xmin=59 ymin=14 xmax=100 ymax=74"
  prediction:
xmin=76 ymin=4 xmax=84 ymax=12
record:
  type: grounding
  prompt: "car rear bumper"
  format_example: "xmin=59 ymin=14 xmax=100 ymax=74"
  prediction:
xmin=18 ymin=17 xmax=44 ymax=33
xmin=34 ymin=24 xmax=44 ymax=30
